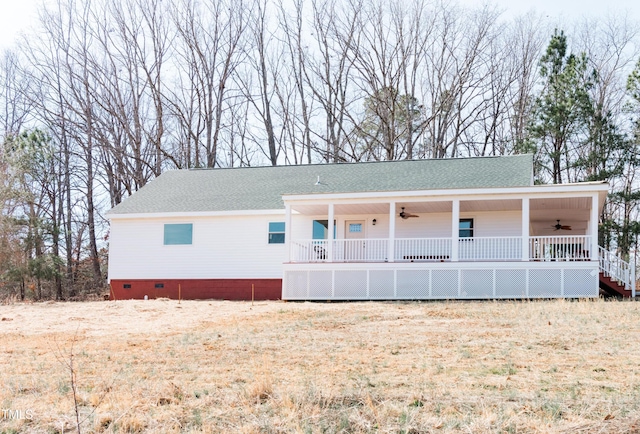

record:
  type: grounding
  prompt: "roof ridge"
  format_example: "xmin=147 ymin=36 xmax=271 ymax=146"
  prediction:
xmin=184 ymin=154 xmax=533 ymax=172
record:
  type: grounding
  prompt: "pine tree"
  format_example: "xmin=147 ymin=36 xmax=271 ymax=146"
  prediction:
xmin=529 ymin=30 xmax=594 ymax=184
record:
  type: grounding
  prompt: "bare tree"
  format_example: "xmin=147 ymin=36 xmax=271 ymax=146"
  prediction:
xmin=303 ymin=0 xmax=359 ymax=162
xmin=25 ymin=0 xmax=104 ymax=285
xmin=0 ymin=50 xmax=31 ymax=138
xmin=170 ymin=0 xmax=248 ymax=168
xmin=421 ymin=4 xmax=504 ymax=158
xmin=277 ymin=0 xmax=315 ymax=164
xmin=341 ymin=0 xmax=432 ymax=161
xmin=505 ymin=13 xmax=547 ymax=154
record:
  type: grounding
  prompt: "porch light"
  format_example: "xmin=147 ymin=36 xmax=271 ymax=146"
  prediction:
xmin=372 ymin=219 xmax=377 ymax=225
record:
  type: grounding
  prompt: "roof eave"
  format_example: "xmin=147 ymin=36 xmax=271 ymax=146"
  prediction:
xmin=282 ymin=182 xmax=610 ymax=203
xmin=107 ymin=208 xmax=286 ymax=220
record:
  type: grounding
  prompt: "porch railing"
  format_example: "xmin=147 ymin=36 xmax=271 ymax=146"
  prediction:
xmin=599 ymin=246 xmax=636 ymax=296
xmin=291 ymin=240 xmax=330 ymax=263
xmin=459 ymin=237 xmax=522 ymax=261
xmin=334 ymin=239 xmax=388 ymax=262
xmin=291 ymin=235 xmax=596 ymax=264
xmin=291 ymin=239 xmax=390 ymax=262
xmin=529 ymin=235 xmax=591 ymax=261
xmin=395 ymin=238 xmax=451 ymax=261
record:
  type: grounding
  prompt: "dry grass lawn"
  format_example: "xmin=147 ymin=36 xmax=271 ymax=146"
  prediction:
xmin=1 ymin=298 xmax=640 ymax=433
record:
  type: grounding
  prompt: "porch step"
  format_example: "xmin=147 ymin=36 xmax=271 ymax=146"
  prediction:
xmin=599 ymin=272 xmax=632 ymax=298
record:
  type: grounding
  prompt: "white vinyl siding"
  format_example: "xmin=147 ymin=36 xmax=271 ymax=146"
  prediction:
xmin=109 ymin=214 xmax=288 ymax=280
xmin=395 ymin=212 xmax=451 ymax=238
xmin=468 ymin=211 xmax=522 ymax=237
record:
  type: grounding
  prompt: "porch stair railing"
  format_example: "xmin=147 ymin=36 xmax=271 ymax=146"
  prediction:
xmin=598 ymin=246 xmax=636 ymax=297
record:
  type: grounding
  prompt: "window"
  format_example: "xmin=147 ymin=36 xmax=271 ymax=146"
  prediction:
xmin=348 ymin=223 xmax=363 ymax=233
xmin=268 ymin=222 xmax=285 ymax=244
xmin=312 ymin=220 xmax=337 ymax=239
xmin=164 ymin=223 xmax=193 ymax=245
xmin=459 ymin=219 xmax=474 ymax=238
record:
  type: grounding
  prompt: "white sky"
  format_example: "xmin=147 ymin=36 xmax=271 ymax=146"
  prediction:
xmin=0 ymin=0 xmax=638 ymax=51
xmin=0 ymin=0 xmax=43 ymax=50
xmin=461 ymin=0 xmax=639 ymax=21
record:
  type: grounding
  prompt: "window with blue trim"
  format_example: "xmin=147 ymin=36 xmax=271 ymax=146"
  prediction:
xmin=164 ymin=223 xmax=193 ymax=245
xmin=268 ymin=222 xmax=285 ymax=244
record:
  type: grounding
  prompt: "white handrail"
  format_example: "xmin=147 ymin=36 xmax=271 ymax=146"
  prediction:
xmin=598 ymin=246 xmax=635 ymax=296
xmin=333 ymin=239 xmax=388 ymax=262
xmin=458 ymin=237 xmax=522 ymax=261
xmin=530 ymin=236 xmax=591 ymax=261
xmin=291 ymin=240 xmax=329 ymax=263
xmin=395 ymin=238 xmax=452 ymax=261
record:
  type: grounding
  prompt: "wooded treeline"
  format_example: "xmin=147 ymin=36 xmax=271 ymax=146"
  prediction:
xmin=1 ymin=0 xmax=639 ymax=300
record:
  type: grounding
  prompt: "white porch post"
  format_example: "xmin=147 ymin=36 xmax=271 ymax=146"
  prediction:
xmin=522 ymin=197 xmax=529 ymax=261
xmin=451 ymin=199 xmax=459 ymax=262
xmin=591 ymin=194 xmax=598 ymax=261
xmin=328 ymin=203 xmax=335 ymax=262
xmin=285 ymin=203 xmax=292 ymax=263
xmin=388 ymin=201 xmax=396 ymax=262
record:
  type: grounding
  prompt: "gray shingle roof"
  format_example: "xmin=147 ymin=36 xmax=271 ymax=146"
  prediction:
xmin=107 ymin=155 xmax=533 ymax=215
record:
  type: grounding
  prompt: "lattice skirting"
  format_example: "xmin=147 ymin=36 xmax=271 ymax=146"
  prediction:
xmin=282 ymin=266 xmax=599 ymax=300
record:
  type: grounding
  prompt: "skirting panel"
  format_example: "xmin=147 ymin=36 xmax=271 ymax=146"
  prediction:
xmin=530 ymin=269 xmax=562 ymax=297
xmin=397 ymin=270 xmax=430 ymax=299
xmin=564 ymin=268 xmax=599 ymax=297
xmin=309 ymin=271 xmax=332 ymax=299
xmin=461 ymin=269 xmax=493 ymax=298
xmin=286 ymin=271 xmax=308 ymax=299
xmin=495 ymin=269 xmax=527 ymax=298
xmin=334 ymin=270 xmax=367 ymax=299
xmin=283 ymin=264 xmax=599 ymax=300
xmin=369 ymin=270 xmax=395 ymax=299
xmin=432 ymin=270 xmax=458 ymax=298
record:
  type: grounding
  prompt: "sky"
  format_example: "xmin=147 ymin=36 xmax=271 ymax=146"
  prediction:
xmin=0 ymin=0 xmax=43 ymax=50
xmin=460 ymin=0 xmax=639 ymax=21
xmin=0 ymin=0 xmax=638 ymax=50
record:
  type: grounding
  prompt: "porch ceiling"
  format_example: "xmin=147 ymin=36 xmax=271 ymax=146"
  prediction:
xmin=291 ymin=197 xmax=594 ymax=220
xmin=397 ymin=201 xmax=452 ymax=213
xmin=292 ymin=199 xmax=528 ymax=215
xmin=290 ymin=203 xmax=391 ymax=215
xmin=530 ymin=212 xmax=590 ymax=234
xmin=460 ymin=199 xmax=522 ymax=212
xmin=530 ymin=197 xmax=591 ymax=211
xmin=530 ymin=197 xmax=591 ymax=235
xmin=291 ymin=201 xmax=455 ymax=215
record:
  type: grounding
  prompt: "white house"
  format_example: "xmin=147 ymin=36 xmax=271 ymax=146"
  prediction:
xmin=106 ymin=155 xmax=635 ymax=300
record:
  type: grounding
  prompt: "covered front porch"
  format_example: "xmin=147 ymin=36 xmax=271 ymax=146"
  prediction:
xmin=282 ymin=183 xmax=612 ymax=299
xmin=284 ymin=188 xmax=602 ymax=264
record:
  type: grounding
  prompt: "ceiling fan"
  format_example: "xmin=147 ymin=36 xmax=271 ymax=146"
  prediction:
xmin=399 ymin=207 xmax=419 ymax=219
xmin=552 ymin=220 xmax=572 ymax=231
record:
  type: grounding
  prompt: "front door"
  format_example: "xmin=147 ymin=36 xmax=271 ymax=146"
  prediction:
xmin=344 ymin=220 xmax=365 ymax=261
